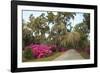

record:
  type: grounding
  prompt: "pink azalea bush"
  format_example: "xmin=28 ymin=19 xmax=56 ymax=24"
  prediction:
xmin=27 ymin=44 xmax=53 ymax=58
xmin=47 ymin=44 xmax=57 ymax=52
xmin=24 ymin=43 xmax=67 ymax=59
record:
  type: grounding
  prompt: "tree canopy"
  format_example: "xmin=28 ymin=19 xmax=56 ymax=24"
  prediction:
xmin=22 ymin=11 xmax=90 ymax=49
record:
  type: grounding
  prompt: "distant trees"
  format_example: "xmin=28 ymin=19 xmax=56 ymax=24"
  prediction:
xmin=22 ymin=20 xmax=34 ymax=48
xmin=47 ymin=12 xmax=76 ymax=48
xmin=73 ymin=13 xmax=90 ymax=49
xmin=22 ymin=11 xmax=90 ymax=50
xmin=83 ymin=13 xmax=90 ymax=30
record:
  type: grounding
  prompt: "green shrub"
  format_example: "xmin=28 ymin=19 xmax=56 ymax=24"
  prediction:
xmin=23 ymin=48 xmax=33 ymax=59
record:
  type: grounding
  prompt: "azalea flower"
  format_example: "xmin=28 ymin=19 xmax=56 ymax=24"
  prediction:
xmin=27 ymin=44 xmax=53 ymax=58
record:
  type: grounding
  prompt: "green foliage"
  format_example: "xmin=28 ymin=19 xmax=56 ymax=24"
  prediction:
xmin=22 ymin=27 xmax=34 ymax=48
xmin=83 ymin=13 xmax=90 ymax=30
xmin=74 ymin=23 xmax=89 ymax=34
xmin=66 ymin=32 xmax=80 ymax=48
xmin=23 ymin=48 xmax=33 ymax=59
xmin=73 ymin=21 xmax=90 ymax=49
xmin=47 ymin=12 xmax=55 ymax=24
xmin=58 ymin=32 xmax=80 ymax=49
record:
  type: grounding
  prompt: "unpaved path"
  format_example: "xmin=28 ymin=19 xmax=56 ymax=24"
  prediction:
xmin=54 ymin=49 xmax=84 ymax=60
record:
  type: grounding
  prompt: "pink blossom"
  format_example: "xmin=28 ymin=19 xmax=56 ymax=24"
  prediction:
xmin=27 ymin=44 xmax=54 ymax=58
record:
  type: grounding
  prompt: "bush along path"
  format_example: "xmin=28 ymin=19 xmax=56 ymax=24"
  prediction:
xmin=54 ymin=49 xmax=84 ymax=61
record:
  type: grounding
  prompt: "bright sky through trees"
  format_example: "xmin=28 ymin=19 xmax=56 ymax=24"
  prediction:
xmin=22 ymin=10 xmax=83 ymax=37
xmin=22 ymin=11 xmax=84 ymax=38
xmin=22 ymin=10 xmax=84 ymax=27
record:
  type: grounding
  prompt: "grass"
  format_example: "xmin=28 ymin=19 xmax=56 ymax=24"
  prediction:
xmin=76 ymin=49 xmax=90 ymax=59
xmin=79 ymin=51 xmax=90 ymax=59
xmin=23 ymin=52 xmax=64 ymax=62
